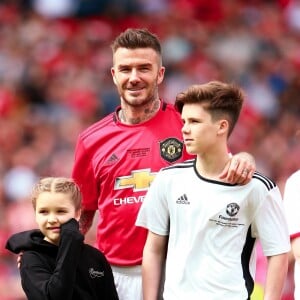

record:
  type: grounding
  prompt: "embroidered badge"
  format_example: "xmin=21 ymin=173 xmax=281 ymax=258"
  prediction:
xmin=226 ymin=203 xmax=240 ymax=217
xmin=160 ymin=137 xmax=183 ymax=163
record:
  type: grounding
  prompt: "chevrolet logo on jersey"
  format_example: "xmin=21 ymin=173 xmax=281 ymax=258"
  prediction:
xmin=114 ymin=169 xmax=157 ymax=192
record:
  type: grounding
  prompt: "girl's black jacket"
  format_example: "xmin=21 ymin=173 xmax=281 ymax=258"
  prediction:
xmin=6 ymin=218 xmax=119 ymax=300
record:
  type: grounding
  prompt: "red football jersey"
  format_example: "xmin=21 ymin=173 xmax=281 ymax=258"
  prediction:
xmin=72 ymin=101 xmax=192 ymax=266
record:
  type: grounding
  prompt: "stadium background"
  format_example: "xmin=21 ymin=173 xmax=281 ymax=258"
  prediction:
xmin=0 ymin=0 xmax=299 ymax=299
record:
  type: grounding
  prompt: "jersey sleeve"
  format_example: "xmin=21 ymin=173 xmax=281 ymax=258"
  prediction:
xmin=283 ymin=171 xmax=300 ymax=239
xmin=72 ymin=136 xmax=99 ymax=211
xmin=251 ymin=186 xmax=291 ymax=257
xmin=135 ymin=171 xmax=170 ymax=236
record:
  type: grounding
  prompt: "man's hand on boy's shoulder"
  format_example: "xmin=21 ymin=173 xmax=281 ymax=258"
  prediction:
xmin=220 ymin=152 xmax=256 ymax=185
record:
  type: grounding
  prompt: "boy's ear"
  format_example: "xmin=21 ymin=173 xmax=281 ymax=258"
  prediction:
xmin=218 ymin=119 xmax=229 ymax=134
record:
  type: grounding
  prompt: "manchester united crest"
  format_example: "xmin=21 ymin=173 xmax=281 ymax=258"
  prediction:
xmin=160 ymin=137 xmax=183 ymax=163
xmin=226 ymin=203 xmax=240 ymax=217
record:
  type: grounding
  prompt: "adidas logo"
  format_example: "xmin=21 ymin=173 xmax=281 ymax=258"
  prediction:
xmin=176 ymin=194 xmax=190 ymax=204
xmin=105 ymin=153 xmax=119 ymax=165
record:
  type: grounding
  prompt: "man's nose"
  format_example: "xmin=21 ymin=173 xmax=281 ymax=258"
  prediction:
xmin=129 ymin=69 xmax=140 ymax=82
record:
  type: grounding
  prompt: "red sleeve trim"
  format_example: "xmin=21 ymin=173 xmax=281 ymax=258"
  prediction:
xmin=290 ymin=232 xmax=300 ymax=240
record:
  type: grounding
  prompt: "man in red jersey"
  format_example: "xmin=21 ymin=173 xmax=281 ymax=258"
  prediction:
xmin=72 ymin=28 xmax=256 ymax=300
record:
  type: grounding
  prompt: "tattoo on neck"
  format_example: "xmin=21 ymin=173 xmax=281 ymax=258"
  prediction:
xmin=119 ymin=100 xmax=160 ymax=124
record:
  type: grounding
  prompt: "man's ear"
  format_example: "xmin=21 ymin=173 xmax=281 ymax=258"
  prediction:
xmin=157 ymin=66 xmax=165 ymax=85
xmin=111 ymin=67 xmax=117 ymax=85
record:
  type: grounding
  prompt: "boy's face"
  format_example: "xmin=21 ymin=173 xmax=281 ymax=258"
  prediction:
xmin=35 ymin=192 xmax=80 ymax=245
xmin=181 ymin=103 xmax=221 ymax=155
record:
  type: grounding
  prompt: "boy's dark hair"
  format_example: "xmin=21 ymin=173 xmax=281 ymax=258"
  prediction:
xmin=175 ymin=81 xmax=244 ymax=136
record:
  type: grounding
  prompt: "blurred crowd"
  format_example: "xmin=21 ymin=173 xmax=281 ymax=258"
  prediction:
xmin=0 ymin=0 xmax=300 ymax=299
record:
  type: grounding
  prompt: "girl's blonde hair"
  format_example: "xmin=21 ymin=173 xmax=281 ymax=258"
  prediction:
xmin=32 ymin=177 xmax=82 ymax=210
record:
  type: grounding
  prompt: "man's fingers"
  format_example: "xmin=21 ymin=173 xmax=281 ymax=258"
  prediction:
xmin=220 ymin=159 xmax=255 ymax=184
xmin=234 ymin=166 xmax=254 ymax=184
xmin=219 ymin=158 xmax=238 ymax=179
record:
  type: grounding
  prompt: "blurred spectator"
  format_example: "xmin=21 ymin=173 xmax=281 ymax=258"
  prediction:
xmin=32 ymin=0 xmax=79 ymax=18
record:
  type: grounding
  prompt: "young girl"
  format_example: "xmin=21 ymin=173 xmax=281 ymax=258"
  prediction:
xmin=6 ymin=177 xmax=119 ymax=300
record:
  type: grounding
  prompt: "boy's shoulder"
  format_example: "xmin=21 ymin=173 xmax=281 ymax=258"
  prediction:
xmin=161 ymin=159 xmax=195 ymax=173
xmin=251 ymin=171 xmax=277 ymax=192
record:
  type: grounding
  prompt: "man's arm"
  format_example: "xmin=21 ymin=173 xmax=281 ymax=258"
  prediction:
xmin=219 ymin=152 xmax=256 ymax=184
xmin=79 ymin=209 xmax=96 ymax=235
xmin=264 ymin=253 xmax=289 ymax=300
xmin=142 ymin=231 xmax=168 ymax=300
xmin=291 ymin=236 xmax=300 ymax=262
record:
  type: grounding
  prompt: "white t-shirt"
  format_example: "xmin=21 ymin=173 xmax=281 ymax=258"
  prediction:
xmin=284 ymin=170 xmax=300 ymax=300
xmin=136 ymin=159 xmax=290 ymax=300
